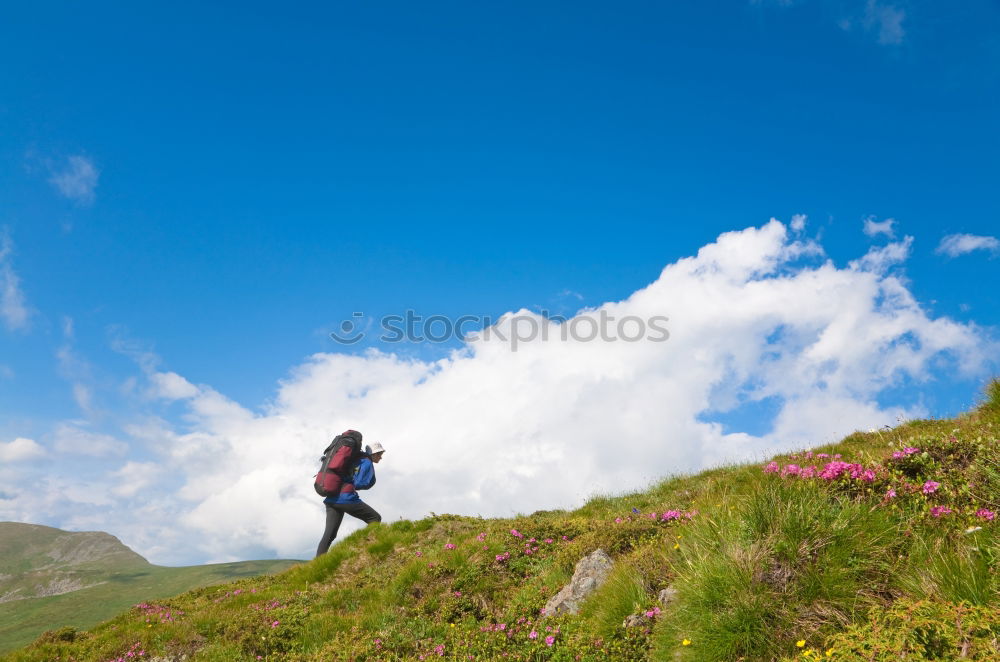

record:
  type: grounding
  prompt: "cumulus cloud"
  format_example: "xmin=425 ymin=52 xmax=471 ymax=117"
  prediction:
xmin=936 ymin=233 xmax=1000 ymax=258
xmin=863 ymin=216 xmax=896 ymax=238
xmin=0 ymin=437 xmax=46 ymax=462
xmin=0 ymin=232 xmax=31 ymax=331
xmin=790 ymin=214 xmax=807 ymax=233
xmin=83 ymin=219 xmax=985 ymax=563
xmin=6 ymin=220 xmax=994 ymax=564
xmin=48 ymin=155 xmax=100 ymax=205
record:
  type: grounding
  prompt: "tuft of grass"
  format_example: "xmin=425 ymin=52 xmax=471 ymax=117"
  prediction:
xmin=577 ymin=565 xmax=650 ymax=637
xmin=653 ymin=480 xmax=902 ymax=661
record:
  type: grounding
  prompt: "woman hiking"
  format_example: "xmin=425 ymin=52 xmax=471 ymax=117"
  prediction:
xmin=316 ymin=440 xmax=385 ymax=556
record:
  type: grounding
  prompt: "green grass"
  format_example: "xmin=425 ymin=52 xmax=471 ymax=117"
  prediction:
xmin=0 ymin=560 xmax=298 ymax=654
xmin=4 ymin=379 xmax=1000 ymax=661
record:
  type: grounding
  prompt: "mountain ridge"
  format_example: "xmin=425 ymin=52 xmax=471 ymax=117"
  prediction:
xmin=0 ymin=523 xmax=149 ymax=603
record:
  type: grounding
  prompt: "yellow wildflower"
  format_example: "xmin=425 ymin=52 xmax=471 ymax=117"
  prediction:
xmin=796 ymin=640 xmax=806 ymax=648
xmin=682 ymin=639 xmax=691 ymax=646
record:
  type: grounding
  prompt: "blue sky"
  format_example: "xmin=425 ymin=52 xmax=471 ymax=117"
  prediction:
xmin=1 ymin=1 xmax=999 ymax=563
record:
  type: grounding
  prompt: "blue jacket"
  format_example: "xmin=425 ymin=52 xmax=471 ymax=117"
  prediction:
xmin=325 ymin=455 xmax=376 ymax=505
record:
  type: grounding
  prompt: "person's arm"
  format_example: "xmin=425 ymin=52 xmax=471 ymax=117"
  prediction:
xmin=354 ymin=457 xmax=376 ymax=490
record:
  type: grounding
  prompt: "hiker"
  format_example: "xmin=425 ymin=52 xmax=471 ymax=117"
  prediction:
xmin=316 ymin=440 xmax=385 ymax=556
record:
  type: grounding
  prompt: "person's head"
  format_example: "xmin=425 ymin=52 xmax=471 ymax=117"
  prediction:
xmin=368 ymin=441 xmax=386 ymax=463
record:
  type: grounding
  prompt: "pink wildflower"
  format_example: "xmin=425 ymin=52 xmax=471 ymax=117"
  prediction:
xmin=545 ymin=538 xmax=553 ymax=544
xmin=510 ymin=528 xmax=524 ymax=538
xmin=529 ymin=631 xmax=538 ymax=639
xmin=763 ymin=461 xmax=780 ymax=474
xmin=885 ymin=488 xmax=897 ymax=499
xmin=922 ymin=481 xmax=940 ymax=494
xmin=781 ymin=464 xmax=801 ymax=478
xmin=662 ymin=510 xmax=681 ymax=521
xmin=545 ymin=635 xmax=555 ymax=646
xmin=444 ymin=543 xmax=456 ymax=550
xmin=930 ymin=505 xmax=952 ymax=517
xmin=975 ymin=508 xmax=996 ymax=521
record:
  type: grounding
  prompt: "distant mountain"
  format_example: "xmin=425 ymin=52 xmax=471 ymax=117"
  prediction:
xmin=0 ymin=522 xmax=300 ymax=653
xmin=0 ymin=523 xmax=149 ymax=603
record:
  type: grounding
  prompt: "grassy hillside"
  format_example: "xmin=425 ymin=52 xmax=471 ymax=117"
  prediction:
xmin=0 ymin=524 xmax=298 ymax=654
xmin=5 ymin=381 xmax=999 ymax=661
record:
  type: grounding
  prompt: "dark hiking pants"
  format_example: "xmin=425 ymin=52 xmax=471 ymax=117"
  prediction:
xmin=316 ymin=501 xmax=382 ymax=556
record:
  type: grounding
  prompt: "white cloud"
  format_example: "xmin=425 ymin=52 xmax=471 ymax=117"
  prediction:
xmin=0 ymin=232 xmax=31 ymax=331
xmin=53 ymin=423 xmax=128 ymax=457
xmin=0 ymin=437 xmax=46 ymax=462
xmin=7 ymin=220 xmax=995 ymax=564
xmin=95 ymin=219 xmax=986 ymax=564
xmin=48 ymin=155 xmax=100 ymax=205
xmin=863 ymin=216 xmax=896 ymax=238
xmin=864 ymin=0 xmax=905 ymax=45
xmin=936 ymin=233 xmax=1000 ymax=258
xmin=110 ymin=461 xmax=161 ymax=497
xmin=790 ymin=214 xmax=807 ymax=232
xmin=849 ymin=236 xmax=913 ymax=273
xmin=56 ymin=322 xmax=99 ymax=416
xmin=149 ymin=371 xmax=200 ymax=400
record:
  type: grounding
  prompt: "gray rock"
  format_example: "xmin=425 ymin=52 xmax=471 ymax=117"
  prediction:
xmin=657 ymin=587 xmax=679 ymax=606
xmin=543 ymin=549 xmax=614 ymax=617
xmin=622 ymin=613 xmax=648 ymax=628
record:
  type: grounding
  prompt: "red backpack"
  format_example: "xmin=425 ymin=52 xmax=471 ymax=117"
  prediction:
xmin=313 ymin=430 xmax=363 ymax=497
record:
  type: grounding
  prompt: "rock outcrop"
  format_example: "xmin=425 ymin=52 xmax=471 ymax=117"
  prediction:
xmin=543 ymin=548 xmax=614 ymax=617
